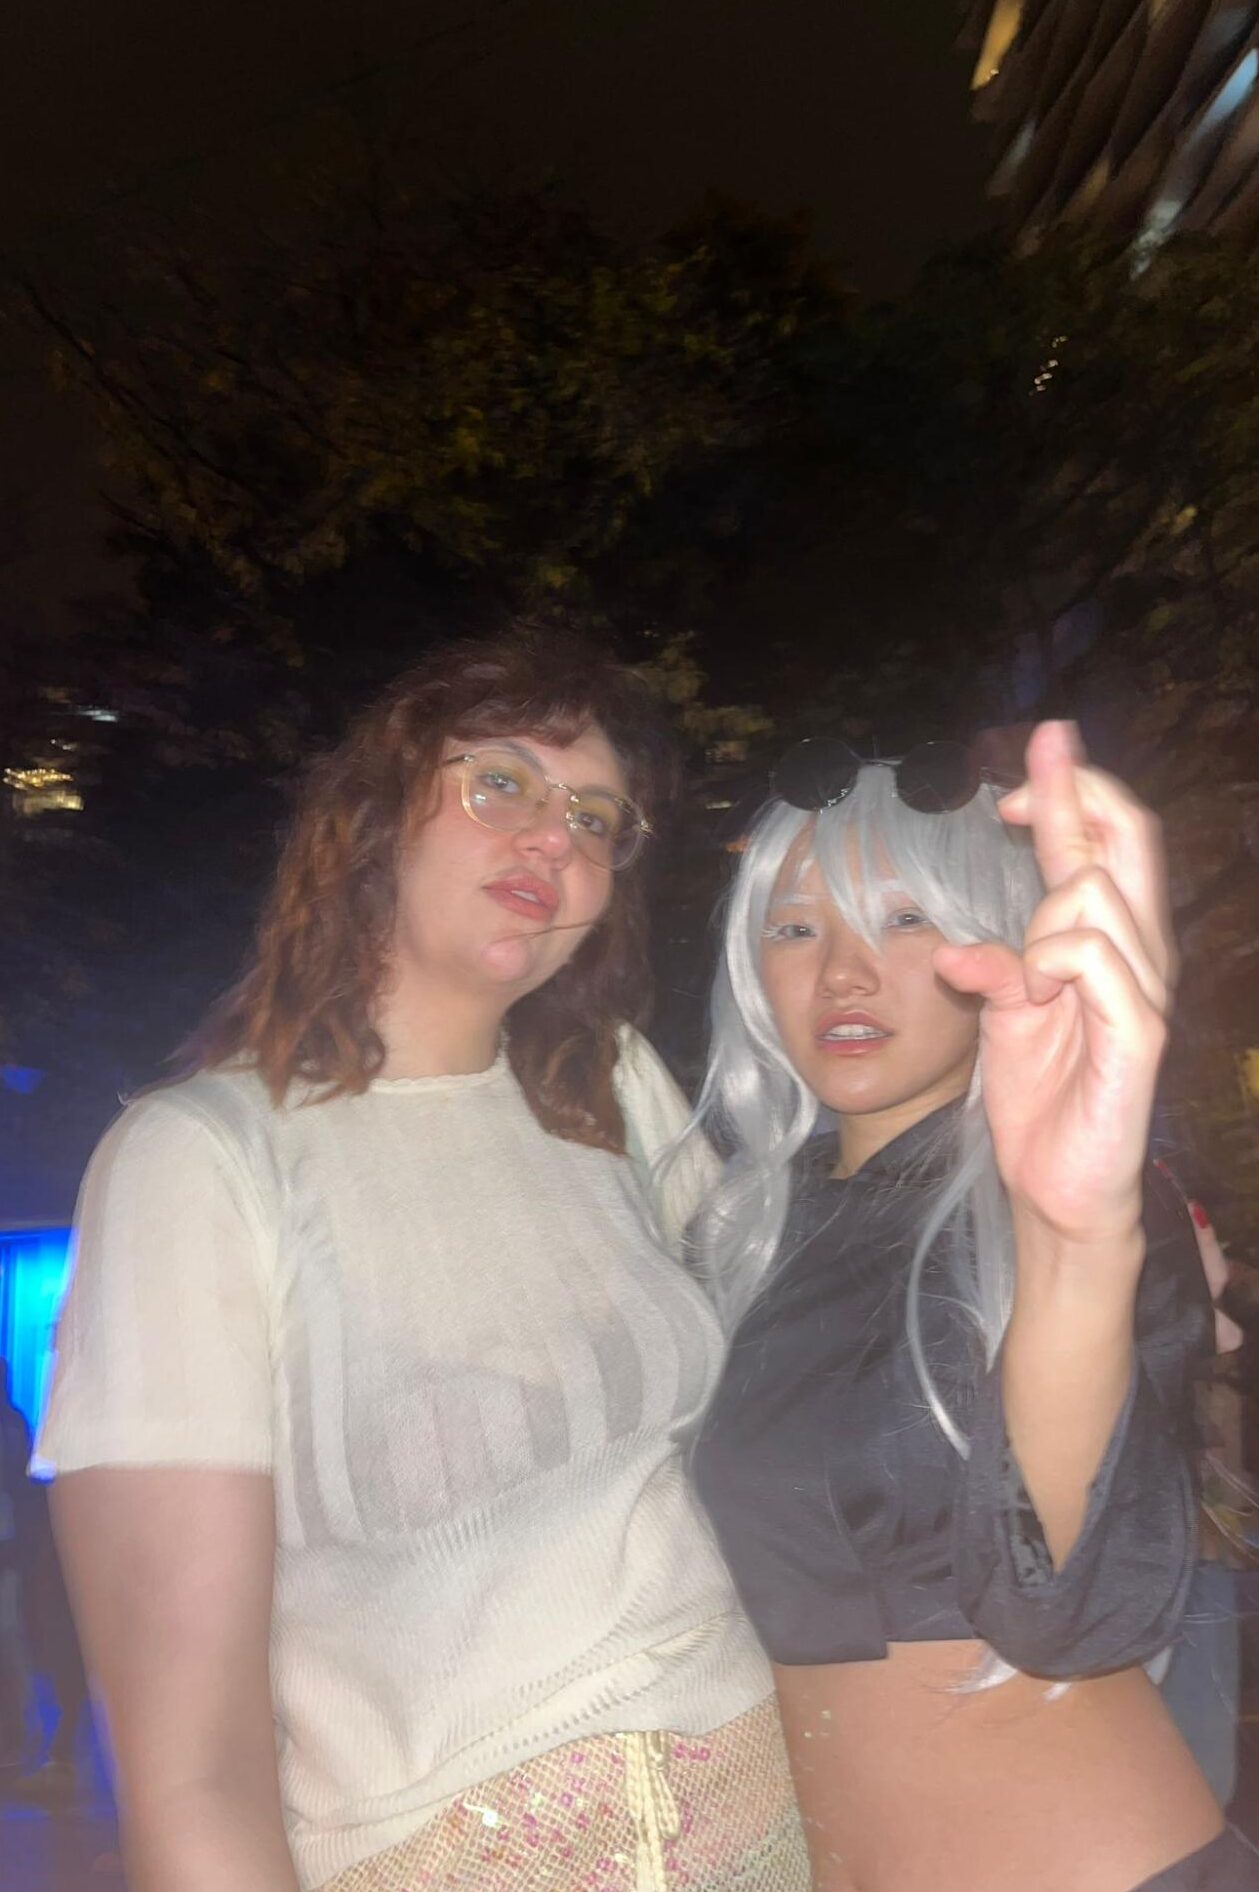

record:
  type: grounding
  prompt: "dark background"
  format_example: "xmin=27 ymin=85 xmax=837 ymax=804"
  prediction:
xmin=0 ymin=0 xmax=986 ymax=637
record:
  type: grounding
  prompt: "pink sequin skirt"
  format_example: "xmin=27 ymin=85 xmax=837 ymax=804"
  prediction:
xmin=319 ymin=1697 xmax=809 ymax=1892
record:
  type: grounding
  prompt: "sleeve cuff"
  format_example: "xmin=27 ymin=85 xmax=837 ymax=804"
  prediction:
xmin=954 ymin=1353 xmax=1198 ymax=1678
xmin=34 ymin=1423 xmax=273 ymax=1478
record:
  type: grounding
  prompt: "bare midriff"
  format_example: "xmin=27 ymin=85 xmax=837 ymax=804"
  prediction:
xmin=773 ymin=1641 xmax=1223 ymax=1892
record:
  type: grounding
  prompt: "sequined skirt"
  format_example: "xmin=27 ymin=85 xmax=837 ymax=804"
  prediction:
xmin=318 ymin=1696 xmax=809 ymax=1892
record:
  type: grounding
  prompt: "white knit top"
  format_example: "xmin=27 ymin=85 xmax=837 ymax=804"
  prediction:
xmin=37 ymin=1031 xmax=770 ymax=1886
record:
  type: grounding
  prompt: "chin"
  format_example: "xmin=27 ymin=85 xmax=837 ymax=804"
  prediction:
xmin=796 ymin=1046 xmax=881 ymax=1091
xmin=481 ymin=931 xmax=578 ymax=995
xmin=802 ymin=1061 xmax=905 ymax=1118
xmin=815 ymin=1084 xmax=899 ymax=1118
xmin=480 ymin=936 xmax=542 ymax=983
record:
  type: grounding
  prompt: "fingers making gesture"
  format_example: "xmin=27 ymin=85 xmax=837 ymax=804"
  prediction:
xmin=933 ymin=722 xmax=1171 ymax=1250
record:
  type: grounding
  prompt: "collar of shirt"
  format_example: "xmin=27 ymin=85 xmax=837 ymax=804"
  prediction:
xmin=794 ymin=1095 xmax=965 ymax=1191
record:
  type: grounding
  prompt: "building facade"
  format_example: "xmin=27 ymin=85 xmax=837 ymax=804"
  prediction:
xmin=962 ymin=1 xmax=1259 ymax=251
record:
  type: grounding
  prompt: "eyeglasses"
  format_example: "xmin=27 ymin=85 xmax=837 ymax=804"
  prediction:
xmin=772 ymin=738 xmax=999 ymax=815
xmin=446 ymin=744 xmax=653 ymax=871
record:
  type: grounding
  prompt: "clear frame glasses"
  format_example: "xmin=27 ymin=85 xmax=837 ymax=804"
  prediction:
xmin=446 ymin=744 xmax=652 ymax=871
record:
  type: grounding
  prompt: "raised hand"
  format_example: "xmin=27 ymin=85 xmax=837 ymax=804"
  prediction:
xmin=995 ymin=723 xmax=1176 ymax=996
xmin=933 ymin=723 xmax=1170 ymax=1250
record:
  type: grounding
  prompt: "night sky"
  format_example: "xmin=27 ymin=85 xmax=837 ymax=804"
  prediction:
xmin=1 ymin=0 xmax=990 ymax=631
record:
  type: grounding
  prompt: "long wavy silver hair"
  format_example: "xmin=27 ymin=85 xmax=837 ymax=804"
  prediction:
xmin=676 ymin=763 xmax=1044 ymax=1455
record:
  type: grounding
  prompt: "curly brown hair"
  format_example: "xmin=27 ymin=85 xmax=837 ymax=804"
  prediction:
xmin=191 ymin=627 xmax=679 ymax=1153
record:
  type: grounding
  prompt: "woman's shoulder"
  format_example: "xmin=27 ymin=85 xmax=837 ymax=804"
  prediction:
xmin=612 ymin=1025 xmax=697 ymax=1150
xmin=612 ymin=1025 xmax=721 ymax=1254
xmin=124 ymin=1061 xmax=274 ymax=1133
xmin=87 ymin=1064 xmax=282 ymax=1198
xmin=53 ymin=1067 xmax=286 ymax=1344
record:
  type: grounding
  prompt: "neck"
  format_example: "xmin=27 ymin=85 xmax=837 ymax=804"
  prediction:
xmin=374 ymin=970 xmax=508 ymax=1080
xmin=834 ymin=1065 xmax=973 ymax=1178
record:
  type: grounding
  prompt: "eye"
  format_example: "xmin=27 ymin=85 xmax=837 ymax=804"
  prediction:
xmin=762 ymin=920 xmax=818 ymax=943
xmin=569 ymin=791 xmax=627 ymax=843
xmin=473 ymin=765 xmax=527 ymax=800
xmin=883 ymin=906 xmax=932 ymax=933
xmin=571 ymin=803 xmax=611 ymax=839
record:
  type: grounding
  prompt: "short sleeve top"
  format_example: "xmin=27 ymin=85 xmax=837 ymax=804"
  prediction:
xmin=36 ymin=1036 xmax=768 ymax=1887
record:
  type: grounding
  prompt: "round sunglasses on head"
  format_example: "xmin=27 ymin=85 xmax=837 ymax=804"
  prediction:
xmin=772 ymin=738 xmax=998 ymax=815
xmin=447 ymin=744 xmax=652 ymax=870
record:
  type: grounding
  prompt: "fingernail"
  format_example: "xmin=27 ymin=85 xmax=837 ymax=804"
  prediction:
xmin=1190 ymin=1200 xmax=1211 ymax=1230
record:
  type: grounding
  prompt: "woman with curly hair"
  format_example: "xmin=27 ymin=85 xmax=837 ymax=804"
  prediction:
xmin=36 ymin=629 xmax=807 ymax=1892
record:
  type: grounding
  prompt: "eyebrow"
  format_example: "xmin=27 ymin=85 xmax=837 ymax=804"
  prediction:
xmin=459 ymin=739 xmax=629 ymax=800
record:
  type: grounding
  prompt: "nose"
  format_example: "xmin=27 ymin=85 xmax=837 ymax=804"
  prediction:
xmin=514 ymin=788 xmax=574 ymax=863
xmin=819 ymin=921 xmax=880 ymax=998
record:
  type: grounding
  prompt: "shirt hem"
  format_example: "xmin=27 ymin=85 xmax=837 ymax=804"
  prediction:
xmin=287 ymin=1661 xmax=773 ymax=1887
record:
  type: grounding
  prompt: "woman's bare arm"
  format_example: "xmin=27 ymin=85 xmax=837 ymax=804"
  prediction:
xmin=1000 ymin=1223 xmax=1143 ymax=1566
xmin=938 ymin=724 xmax=1176 ymax=1570
xmin=52 ymin=1466 xmax=298 ymax=1892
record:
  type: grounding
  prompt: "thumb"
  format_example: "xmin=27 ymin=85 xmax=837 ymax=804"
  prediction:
xmin=933 ymin=940 xmax=1029 ymax=1010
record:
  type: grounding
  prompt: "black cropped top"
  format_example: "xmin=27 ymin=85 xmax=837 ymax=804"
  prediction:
xmin=691 ymin=1105 xmax=1213 ymax=1680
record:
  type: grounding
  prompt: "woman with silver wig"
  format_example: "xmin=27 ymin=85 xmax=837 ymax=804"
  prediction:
xmin=678 ymin=723 xmax=1257 ymax=1891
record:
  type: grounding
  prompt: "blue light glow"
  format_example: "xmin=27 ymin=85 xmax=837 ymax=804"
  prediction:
xmin=1 ymin=1065 xmax=45 ymax=1095
xmin=0 ymin=1227 xmax=73 ymax=1438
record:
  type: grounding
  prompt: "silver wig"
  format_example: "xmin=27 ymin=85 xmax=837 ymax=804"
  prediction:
xmin=675 ymin=762 xmax=1045 ymax=1458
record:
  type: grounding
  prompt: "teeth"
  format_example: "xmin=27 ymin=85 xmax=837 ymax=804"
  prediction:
xmin=824 ymin=1025 xmax=884 ymax=1040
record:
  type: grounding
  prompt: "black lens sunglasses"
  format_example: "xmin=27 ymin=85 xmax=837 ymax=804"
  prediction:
xmin=773 ymin=738 xmax=1010 ymax=815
